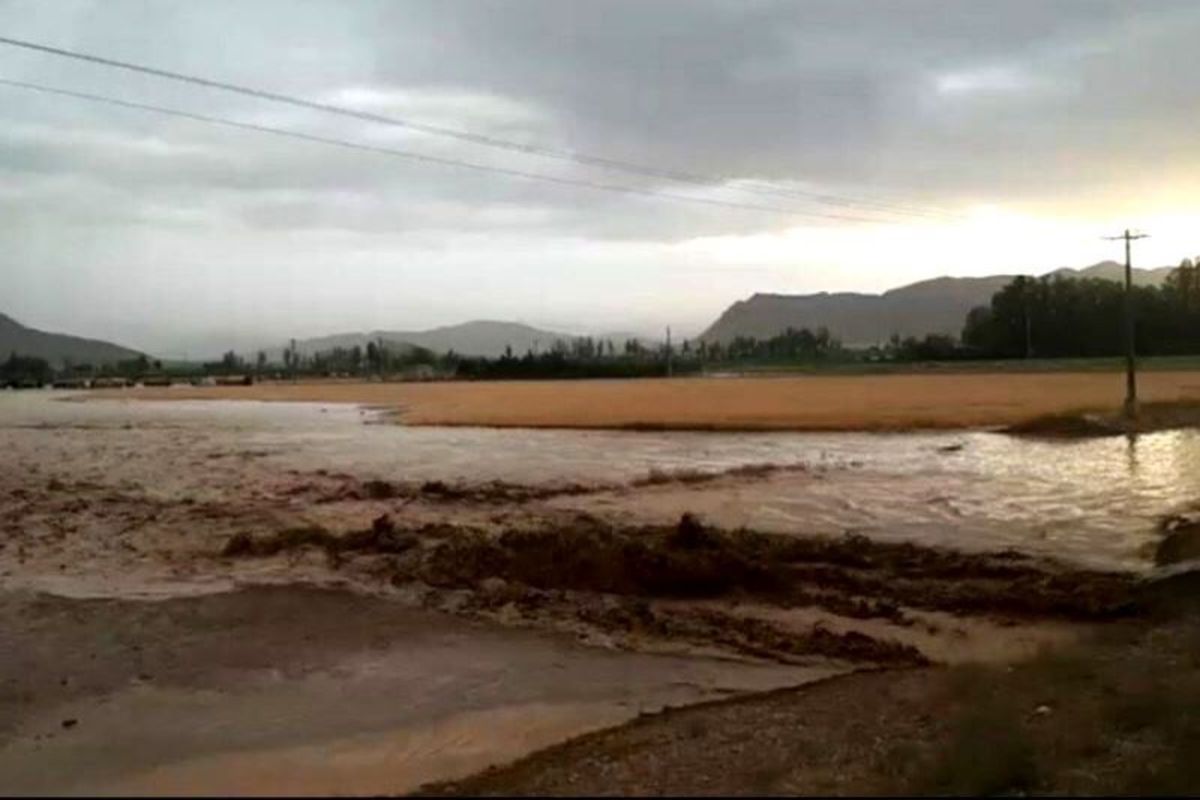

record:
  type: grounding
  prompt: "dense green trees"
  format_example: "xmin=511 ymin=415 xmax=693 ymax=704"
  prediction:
xmin=715 ymin=326 xmax=841 ymax=362
xmin=886 ymin=333 xmax=964 ymax=361
xmin=447 ymin=327 xmax=843 ymax=379
xmin=963 ymin=259 xmax=1200 ymax=358
xmin=452 ymin=350 xmax=679 ymax=380
xmin=1 ymin=352 xmax=52 ymax=386
xmin=308 ymin=341 xmax=437 ymax=375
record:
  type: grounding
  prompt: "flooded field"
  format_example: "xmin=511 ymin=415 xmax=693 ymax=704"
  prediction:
xmin=5 ymin=391 xmax=1195 ymax=570
xmin=0 ymin=390 xmax=1190 ymax=793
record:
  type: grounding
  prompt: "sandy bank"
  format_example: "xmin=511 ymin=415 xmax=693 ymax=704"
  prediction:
xmin=0 ymin=586 xmax=821 ymax=795
xmin=428 ymin=611 xmax=1200 ymax=796
xmin=108 ymin=371 xmax=1200 ymax=431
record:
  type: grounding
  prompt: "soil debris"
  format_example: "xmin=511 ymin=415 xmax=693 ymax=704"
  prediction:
xmin=1005 ymin=401 xmax=1200 ymax=439
xmin=362 ymin=479 xmax=401 ymax=500
xmin=1154 ymin=510 xmax=1200 ymax=566
xmin=221 ymin=515 xmax=417 ymax=560
xmin=221 ymin=513 xmax=1133 ymax=627
xmin=418 ymin=478 xmax=598 ymax=503
xmin=296 ymin=461 xmax=813 ymax=508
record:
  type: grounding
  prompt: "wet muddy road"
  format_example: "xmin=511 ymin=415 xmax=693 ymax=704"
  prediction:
xmin=1 ymin=586 xmax=824 ymax=796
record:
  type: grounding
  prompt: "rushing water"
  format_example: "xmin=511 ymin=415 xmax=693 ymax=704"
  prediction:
xmin=4 ymin=391 xmax=1197 ymax=570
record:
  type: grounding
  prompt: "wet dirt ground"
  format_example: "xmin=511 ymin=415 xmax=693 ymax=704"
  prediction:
xmin=0 ymin=391 xmax=1174 ymax=794
xmin=1 ymin=586 xmax=824 ymax=795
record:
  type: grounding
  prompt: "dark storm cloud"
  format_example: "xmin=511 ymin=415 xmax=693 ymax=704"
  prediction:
xmin=0 ymin=0 xmax=1197 ymax=352
xmin=369 ymin=0 xmax=1200 ymax=196
xmin=2 ymin=0 xmax=1197 ymax=230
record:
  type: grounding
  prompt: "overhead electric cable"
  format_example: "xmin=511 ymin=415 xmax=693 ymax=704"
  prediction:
xmin=0 ymin=77 xmax=889 ymax=221
xmin=0 ymin=35 xmax=959 ymax=222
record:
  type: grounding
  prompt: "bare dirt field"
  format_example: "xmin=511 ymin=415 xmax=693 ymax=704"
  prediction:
xmin=115 ymin=371 xmax=1200 ymax=431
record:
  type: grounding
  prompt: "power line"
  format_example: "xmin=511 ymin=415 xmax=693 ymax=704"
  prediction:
xmin=733 ymin=178 xmax=959 ymax=221
xmin=0 ymin=77 xmax=889 ymax=221
xmin=0 ymin=35 xmax=959 ymax=222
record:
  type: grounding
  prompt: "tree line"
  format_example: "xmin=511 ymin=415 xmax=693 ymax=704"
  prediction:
xmin=8 ymin=258 xmax=1200 ymax=387
xmin=961 ymin=258 xmax=1200 ymax=359
xmin=448 ymin=327 xmax=844 ymax=379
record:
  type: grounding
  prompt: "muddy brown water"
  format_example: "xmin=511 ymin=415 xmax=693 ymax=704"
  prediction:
xmin=1 ymin=391 xmax=1193 ymax=793
xmin=4 ymin=391 xmax=1195 ymax=571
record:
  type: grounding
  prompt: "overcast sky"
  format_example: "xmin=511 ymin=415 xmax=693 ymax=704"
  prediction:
xmin=1 ymin=0 xmax=1198 ymax=355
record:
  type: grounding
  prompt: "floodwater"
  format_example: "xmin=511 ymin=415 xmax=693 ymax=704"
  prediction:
xmin=4 ymin=390 xmax=1197 ymax=570
xmin=1 ymin=390 xmax=1179 ymax=793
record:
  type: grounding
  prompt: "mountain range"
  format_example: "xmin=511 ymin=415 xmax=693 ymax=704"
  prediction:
xmin=273 ymin=320 xmax=580 ymax=361
xmin=1 ymin=261 xmax=1180 ymax=364
xmin=700 ymin=261 xmax=1175 ymax=346
xmin=0 ymin=313 xmax=143 ymax=366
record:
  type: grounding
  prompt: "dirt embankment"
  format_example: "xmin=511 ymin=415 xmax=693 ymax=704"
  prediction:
xmin=112 ymin=371 xmax=1200 ymax=432
xmin=1005 ymin=400 xmax=1200 ymax=438
xmin=220 ymin=510 xmax=1134 ymax=668
xmin=426 ymin=611 xmax=1200 ymax=797
xmin=275 ymin=462 xmax=811 ymax=506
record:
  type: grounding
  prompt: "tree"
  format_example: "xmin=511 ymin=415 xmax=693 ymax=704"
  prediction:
xmin=1 ymin=353 xmax=52 ymax=386
xmin=962 ymin=306 xmax=995 ymax=353
xmin=220 ymin=350 xmax=243 ymax=374
xmin=1166 ymin=258 xmax=1200 ymax=310
xmin=961 ymin=267 xmax=1200 ymax=359
xmin=366 ymin=341 xmax=379 ymax=374
xmin=282 ymin=339 xmax=299 ymax=378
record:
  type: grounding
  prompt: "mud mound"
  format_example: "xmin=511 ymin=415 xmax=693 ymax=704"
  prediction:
xmin=217 ymin=513 xmax=1133 ymax=666
xmin=1006 ymin=402 xmax=1200 ymax=439
xmin=222 ymin=514 xmax=1132 ymax=623
xmin=631 ymin=462 xmax=808 ymax=488
xmin=1005 ymin=412 xmax=1127 ymax=438
xmin=307 ymin=475 xmax=609 ymax=505
xmin=417 ymin=479 xmax=600 ymax=504
xmin=1155 ymin=513 xmax=1200 ymax=566
xmin=292 ymin=461 xmax=814 ymax=508
xmin=419 ymin=518 xmax=778 ymax=600
xmin=222 ymin=515 xmax=417 ymax=560
xmin=569 ymin=600 xmax=927 ymax=667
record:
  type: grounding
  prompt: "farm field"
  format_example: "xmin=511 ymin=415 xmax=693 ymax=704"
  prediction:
xmin=115 ymin=368 xmax=1200 ymax=432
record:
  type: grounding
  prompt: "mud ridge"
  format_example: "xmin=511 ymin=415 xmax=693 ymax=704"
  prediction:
xmin=1005 ymin=400 xmax=1200 ymax=438
xmin=287 ymin=461 xmax=817 ymax=507
xmin=220 ymin=512 xmax=1134 ymax=665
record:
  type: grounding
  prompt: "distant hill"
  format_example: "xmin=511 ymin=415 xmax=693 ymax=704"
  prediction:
xmin=0 ymin=313 xmax=143 ymax=366
xmin=700 ymin=261 xmax=1174 ymax=346
xmin=1049 ymin=261 xmax=1174 ymax=286
xmin=282 ymin=320 xmax=577 ymax=359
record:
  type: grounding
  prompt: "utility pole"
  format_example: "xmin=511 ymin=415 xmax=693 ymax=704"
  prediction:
xmin=1104 ymin=229 xmax=1149 ymax=419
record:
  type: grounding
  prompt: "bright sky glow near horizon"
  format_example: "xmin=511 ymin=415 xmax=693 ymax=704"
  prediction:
xmin=0 ymin=0 xmax=1198 ymax=356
